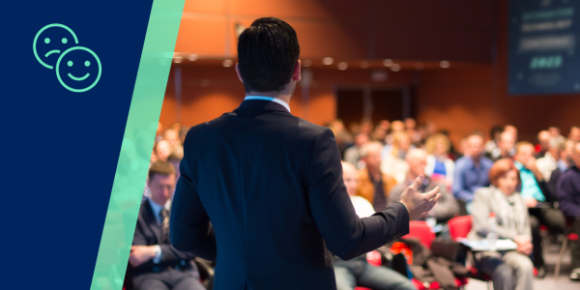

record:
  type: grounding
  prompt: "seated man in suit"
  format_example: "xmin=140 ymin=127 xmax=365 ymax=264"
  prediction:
xmin=334 ymin=162 xmax=416 ymax=290
xmin=389 ymin=149 xmax=459 ymax=224
xmin=129 ymin=161 xmax=204 ymax=290
xmin=557 ymin=141 xmax=580 ymax=281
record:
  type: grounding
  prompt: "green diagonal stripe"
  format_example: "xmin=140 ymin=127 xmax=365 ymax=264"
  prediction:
xmin=90 ymin=0 xmax=185 ymax=289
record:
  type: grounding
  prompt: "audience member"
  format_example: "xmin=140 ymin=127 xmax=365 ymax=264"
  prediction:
xmin=164 ymin=129 xmax=184 ymax=158
xmin=556 ymin=142 xmax=580 ymax=281
xmin=344 ymin=133 xmax=370 ymax=169
xmin=504 ymin=125 xmax=518 ymax=142
xmin=424 ymin=133 xmax=455 ymax=187
xmin=360 ymin=120 xmax=374 ymax=136
xmin=548 ymin=139 xmax=576 ymax=197
xmin=484 ymin=125 xmax=504 ymax=158
xmin=514 ymin=141 xmax=565 ymax=277
xmin=489 ymin=131 xmax=516 ymax=162
xmin=468 ymin=159 xmax=534 ymax=290
xmin=356 ymin=142 xmax=398 ymax=212
xmin=330 ymin=119 xmax=354 ymax=158
xmin=535 ymin=130 xmax=551 ymax=158
xmin=334 ymin=162 xmax=417 ymax=290
xmin=452 ymin=134 xmax=493 ymax=214
xmin=389 ymin=149 xmax=459 ymax=223
xmin=404 ymin=118 xmax=421 ymax=146
xmin=385 ymin=120 xmax=405 ymax=145
xmin=536 ymin=137 xmax=563 ymax=182
xmin=569 ymin=126 xmax=580 ymax=142
xmin=381 ymin=132 xmax=411 ymax=183
xmin=549 ymin=126 xmax=566 ymax=145
xmin=129 ymin=161 xmax=204 ymax=290
xmin=154 ymin=140 xmax=172 ymax=162
xmin=371 ymin=124 xmax=388 ymax=145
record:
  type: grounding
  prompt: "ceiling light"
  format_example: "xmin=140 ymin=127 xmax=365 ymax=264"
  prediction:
xmin=188 ymin=54 xmax=198 ymax=61
xmin=440 ymin=60 xmax=450 ymax=68
xmin=391 ymin=63 xmax=400 ymax=72
xmin=223 ymin=59 xmax=233 ymax=67
xmin=173 ymin=56 xmax=183 ymax=64
xmin=383 ymin=59 xmax=393 ymax=67
xmin=360 ymin=61 xmax=369 ymax=68
xmin=303 ymin=59 xmax=312 ymax=67
xmin=337 ymin=62 xmax=348 ymax=70
xmin=414 ymin=63 xmax=424 ymax=70
xmin=322 ymin=57 xmax=334 ymax=65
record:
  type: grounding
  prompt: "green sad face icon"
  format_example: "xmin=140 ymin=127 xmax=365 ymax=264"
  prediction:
xmin=33 ymin=24 xmax=79 ymax=69
xmin=56 ymin=46 xmax=102 ymax=93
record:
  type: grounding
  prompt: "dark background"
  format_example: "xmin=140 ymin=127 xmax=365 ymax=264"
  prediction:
xmin=0 ymin=1 xmax=153 ymax=288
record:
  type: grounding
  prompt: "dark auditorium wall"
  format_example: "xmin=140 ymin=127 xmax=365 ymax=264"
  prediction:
xmin=161 ymin=65 xmax=416 ymax=128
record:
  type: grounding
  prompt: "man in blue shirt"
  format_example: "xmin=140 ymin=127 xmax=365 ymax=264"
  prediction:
xmin=452 ymin=133 xmax=493 ymax=214
xmin=514 ymin=141 xmax=565 ymax=278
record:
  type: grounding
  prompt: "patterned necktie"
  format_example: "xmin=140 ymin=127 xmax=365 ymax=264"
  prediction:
xmin=160 ymin=209 xmax=170 ymax=244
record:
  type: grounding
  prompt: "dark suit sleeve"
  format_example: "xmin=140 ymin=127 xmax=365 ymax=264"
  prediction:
xmin=306 ymin=128 xmax=409 ymax=260
xmin=170 ymin=134 xmax=217 ymax=261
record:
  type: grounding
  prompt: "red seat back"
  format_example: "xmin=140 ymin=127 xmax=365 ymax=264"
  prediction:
xmin=448 ymin=216 xmax=473 ymax=240
xmin=403 ymin=221 xmax=436 ymax=249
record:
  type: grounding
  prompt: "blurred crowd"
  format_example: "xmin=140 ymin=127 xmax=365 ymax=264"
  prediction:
xmin=126 ymin=118 xmax=580 ymax=290
xmin=329 ymin=117 xmax=580 ymax=288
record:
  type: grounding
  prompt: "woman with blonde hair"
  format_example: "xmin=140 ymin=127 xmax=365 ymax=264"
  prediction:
xmin=425 ymin=134 xmax=455 ymax=188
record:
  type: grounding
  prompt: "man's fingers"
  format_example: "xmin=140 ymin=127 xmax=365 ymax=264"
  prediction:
xmin=423 ymin=186 xmax=439 ymax=201
xmin=409 ymin=174 xmax=425 ymax=191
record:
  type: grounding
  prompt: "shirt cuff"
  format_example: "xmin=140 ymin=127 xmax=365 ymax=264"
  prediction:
xmin=152 ymin=245 xmax=162 ymax=264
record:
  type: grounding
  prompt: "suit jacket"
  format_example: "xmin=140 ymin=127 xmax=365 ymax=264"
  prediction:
xmin=131 ymin=199 xmax=196 ymax=274
xmin=356 ymin=168 xmax=397 ymax=205
xmin=170 ymin=100 xmax=410 ymax=290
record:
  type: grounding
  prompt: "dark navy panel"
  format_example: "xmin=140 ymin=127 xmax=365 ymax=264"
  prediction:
xmin=0 ymin=1 xmax=154 ymax=288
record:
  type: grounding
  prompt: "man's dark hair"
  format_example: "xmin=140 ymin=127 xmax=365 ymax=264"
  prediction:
xmin=237 ymin=17 xmax=300 ymax=93
xmin=148 ymin=161 xmax=176 ymax=181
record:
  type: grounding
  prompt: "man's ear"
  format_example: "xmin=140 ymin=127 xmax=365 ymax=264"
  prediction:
xmin=235 ymin=63 xmax=244 ymax=82
xmin=292 ymin=60 xmax=301 ymax=82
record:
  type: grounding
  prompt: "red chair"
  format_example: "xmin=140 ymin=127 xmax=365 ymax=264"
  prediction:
xmin=403 ymin=221 xmax=436 ymax=249
xmin=448 ymin=216 xmax=472 ymax=240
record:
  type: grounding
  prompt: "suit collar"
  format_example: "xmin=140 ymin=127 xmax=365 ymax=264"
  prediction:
xmin=235 ymin=99 xmax=291 ymax=114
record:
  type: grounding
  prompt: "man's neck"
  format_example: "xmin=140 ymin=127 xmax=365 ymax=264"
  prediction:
xmin=471 ymin=154 xmax=481 ymax=165
xmin=367 ymin=166 xmax=381 ymax=179
xmin=246 ymin=91 xmax=291 ymax=105
xmin=150 ymin=196 xmax=167 ymax=207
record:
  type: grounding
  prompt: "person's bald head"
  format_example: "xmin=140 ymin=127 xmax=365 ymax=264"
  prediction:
xmin=341 ymin=162 xmax=358 ymax=196
xmin=499 ymin=131 xmax=515 ymax=154
xmin=360 ymin=141 xmax=383 ymax=171
xmin=538 ymin=130 xmax=550 ymax=149
xmin=406 ymin=149 xmax=428 ymax=177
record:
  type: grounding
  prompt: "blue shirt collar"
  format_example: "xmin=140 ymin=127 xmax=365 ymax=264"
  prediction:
xmin=244 ymin=96 xmax=291 ymax=113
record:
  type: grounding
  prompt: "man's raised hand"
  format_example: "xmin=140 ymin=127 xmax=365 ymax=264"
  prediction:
xmin=397 ymin=174 xmax=441 ymax=220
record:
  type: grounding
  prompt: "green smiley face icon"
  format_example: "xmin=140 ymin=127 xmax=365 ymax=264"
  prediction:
xmin=56 ymin=46 xmax=102 ymax=93
xmin=33 ymin=24 xmax=79 ymax=69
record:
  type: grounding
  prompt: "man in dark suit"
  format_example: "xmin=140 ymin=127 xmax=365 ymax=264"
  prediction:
xmin=170 ymin=17 xmax=439 ymax=290
xmin=129 ymin=161 xmax=204 ymax=290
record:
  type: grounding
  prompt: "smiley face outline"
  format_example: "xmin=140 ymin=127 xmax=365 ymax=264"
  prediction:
xmin=33 ymin=24 xmax=79 ymax=69
xmin=56 ymin=46 xmax=102 ymax=93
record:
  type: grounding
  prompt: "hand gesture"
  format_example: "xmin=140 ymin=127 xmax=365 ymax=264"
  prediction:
xmin=397 ymin=175 xmax=441 ymax=220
